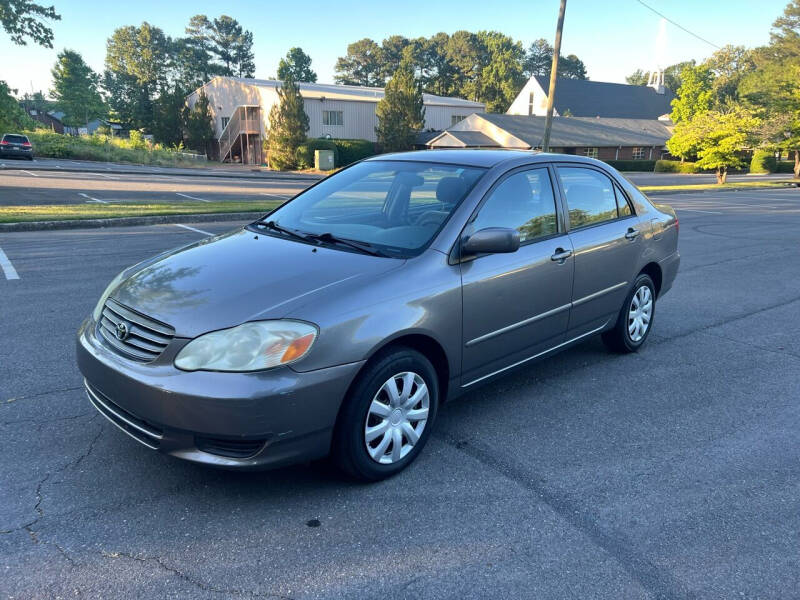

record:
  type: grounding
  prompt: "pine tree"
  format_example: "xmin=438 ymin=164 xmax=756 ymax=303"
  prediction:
xmin=375 ymin=64 xmax=425 ymax=152
xmin=267 ymin=76 xmax=309 ymax=170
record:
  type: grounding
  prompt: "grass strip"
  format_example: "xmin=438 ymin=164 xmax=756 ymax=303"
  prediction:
xmin=0 ymin=201 xmax=283 ymax=224
xmin=639 ymin=180 xmax=798 ymax=192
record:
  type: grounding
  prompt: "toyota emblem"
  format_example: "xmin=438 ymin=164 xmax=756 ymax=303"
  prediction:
xmin=115 ymin=321 xmax=130 ymax=341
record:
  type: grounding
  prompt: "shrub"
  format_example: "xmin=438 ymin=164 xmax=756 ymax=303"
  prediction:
xmin=775 ymin=161 xmax=795 ymax=174
xmin=654 ymin=159 xmax=703 ymax=173
xmin=603 ymin=160 xmax=656 ymax=172
xmin=25 ymin=131 xmax=205 ymax=167
xmin=295 ymin=138 xmax=339 ymax=170
xmin=334 ymin=139 xmax=375 ymax=166
xmin=749 ymin=150 xmax=777 ymax=174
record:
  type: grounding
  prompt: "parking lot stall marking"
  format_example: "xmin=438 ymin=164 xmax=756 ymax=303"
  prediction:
xmin=78 ymin=192 xmax=108 ymax=204
xmin=175 ymin=192 xmax=210 ymax=203
xmin=0 ymin=246 xmax=20 ymax=280
xmin=20 ymin=170 xmax=39 ymax=177
xmin=174 ymin=224 xmax=214 ymax=236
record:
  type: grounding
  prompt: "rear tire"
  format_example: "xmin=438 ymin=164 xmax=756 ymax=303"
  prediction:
xmin=602 ymin=273 xmax=656 ymax=353
xmin=332 ymin=348 xmax=439 ymax=482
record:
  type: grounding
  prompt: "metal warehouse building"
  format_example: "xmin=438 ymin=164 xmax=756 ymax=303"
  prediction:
xmin=186 ymin=76 xmax=485 ymax=164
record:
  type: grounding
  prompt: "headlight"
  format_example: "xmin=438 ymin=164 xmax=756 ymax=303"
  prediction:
xmin=174 ymin=320 xmax=318 ymax=372
xmin=92 ymin=270 xmax=127 ymax=322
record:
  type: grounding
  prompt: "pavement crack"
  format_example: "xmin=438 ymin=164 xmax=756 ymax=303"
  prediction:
xmin=101 ymin=551 xmax=294 ymax=599
xmin=435 ymin=431 xmax=697 ymax=600
xmin=2 ymin=384 xmax=83 ymax=407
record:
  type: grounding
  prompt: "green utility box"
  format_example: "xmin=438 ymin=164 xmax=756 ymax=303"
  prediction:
xmin=315 ymin=149 xmax=335 ymax=171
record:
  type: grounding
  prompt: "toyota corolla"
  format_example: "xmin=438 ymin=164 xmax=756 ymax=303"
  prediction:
xmin=77 ymin=150 xmax=679 ymax=481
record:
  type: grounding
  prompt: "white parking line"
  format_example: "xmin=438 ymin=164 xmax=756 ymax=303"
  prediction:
xmin=94 ymin=172 xmax=118 ymax=179
xmin=0 ymin=246 xmax=20 ymax=280
xmin=261 ymin=193 xmax=292 ymax=200
xmin=78 ymin=192 xmax=108 ymax=204
xmin=174 ymin=224 xmax=213 ymax=236
xmin=20 ymin=170 xmax=38 ymax=177
xmin=175 ymin=192 xmax=210 ymax=203
xmin=674 ymin=207 xmax=722 ymax=214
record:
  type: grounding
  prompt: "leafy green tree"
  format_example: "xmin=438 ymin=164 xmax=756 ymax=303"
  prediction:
xmin=444 ymin=30 xmax=484 ymax=100
xmin=477 ymin=31 xmax=526 ymax=112
xmin=20 ymin=90 xmax=54 ymax=114
xmin=171 ymin=36 xmax=217 ymax=91
xmin=670 ymin=64 xmax=715 ymax=123
xmin=151 ymin=86 xmax=185 ymax=146
xmin=103 ymin=22 xmax=171 ymax=129
xmin=335 ymin=38 xmax=383 ymax=86
xmin=183 ymin=90 xmax=214 ymax=153
xmin=0 ymin=80 xmax=35 ymax=132
xmin=186 ymin=15 xmax=255 ymax=77
xmin=379 ymin=35 xmax=411 ymax=81
xmin=375 ymin=64 xmax=425 ymax=152
xmin=0 ymin=0 xmax=60 ymax=47
xmin=522 ymin=38 xmax=586 ymax=80
xmin=626 ymin=69 xmax=649 ymax=86
xmin=667 ymin=107 xmax=760 ymax=183
xmin=267 ymin=76 xmax=309 ymax=170
xmin=277 ymin=47 xmax=317 ymax=82
xmin=738 ymin=1 xmax=800 ymax=177
xmin=703 ymin=44 xmax=755 ymax=106
xmin=50 ymin=49 xmax=106 ymax=127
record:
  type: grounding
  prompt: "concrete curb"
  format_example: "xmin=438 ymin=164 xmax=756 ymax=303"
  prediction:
xmin=0 ymin=163 xmax=324 ymax=182
xmin=0 ymin=211 xmax=266 ymax=233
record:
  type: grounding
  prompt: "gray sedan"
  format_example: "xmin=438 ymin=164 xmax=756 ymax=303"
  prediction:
xmin=77 ymin=150 xmax=679 ymax=481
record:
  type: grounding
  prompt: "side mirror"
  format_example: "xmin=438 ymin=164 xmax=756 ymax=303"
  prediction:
xmin=460 ymin=227 xmax=520 ymax=257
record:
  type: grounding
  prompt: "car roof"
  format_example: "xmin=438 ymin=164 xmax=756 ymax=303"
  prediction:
xmin=366 ymin=149 xmax=604 ymax=169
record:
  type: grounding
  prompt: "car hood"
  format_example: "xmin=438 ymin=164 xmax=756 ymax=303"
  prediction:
xmin=111 ymin=228 xmax=404 ymax=337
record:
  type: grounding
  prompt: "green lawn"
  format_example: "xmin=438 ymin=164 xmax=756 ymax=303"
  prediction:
xmin=639 ymin=180 xmax=799 ymax=193
xmin=0 ymin=201 xmax=282 ymax=224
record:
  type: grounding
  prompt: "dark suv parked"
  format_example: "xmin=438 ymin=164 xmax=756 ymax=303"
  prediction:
xmin=0 ymin=133 xmax=34 ymax=160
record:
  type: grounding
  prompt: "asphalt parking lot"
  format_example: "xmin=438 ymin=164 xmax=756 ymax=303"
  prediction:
xmin=1 ymin=187 xmax=799 ymax=599
xmin=0 ymin=166 xmax=309 ymax=206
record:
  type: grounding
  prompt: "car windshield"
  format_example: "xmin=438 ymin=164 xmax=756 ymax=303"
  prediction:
xmin=3 ymin=135 xmax=28 ymax=144
xmin=258 ymin=160 xmax=486 ymax=257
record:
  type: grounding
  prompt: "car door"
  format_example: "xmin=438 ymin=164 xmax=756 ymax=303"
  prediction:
xmin=555 ymin=165 xmax=644 ymax=337
xmin=460 ymin=166 xmax=574 ymax=386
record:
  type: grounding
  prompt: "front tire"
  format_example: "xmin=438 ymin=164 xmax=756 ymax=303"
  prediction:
xmin=332 ymin=348 xmax=439 ymax=481
xmin=602 ymin=274 xmax=656 ymax=353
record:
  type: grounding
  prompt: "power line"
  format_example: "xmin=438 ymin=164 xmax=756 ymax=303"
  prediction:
xmin=634 ymin=0 xmax=721 ymax=50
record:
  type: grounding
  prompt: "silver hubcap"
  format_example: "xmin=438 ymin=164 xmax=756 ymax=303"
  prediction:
xmin=364 ymin=372 xmax=429 ymax=464
xmin=628 ymin=285 xmax=653 ymax=342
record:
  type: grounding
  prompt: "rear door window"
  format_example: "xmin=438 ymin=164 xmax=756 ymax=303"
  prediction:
xmin=557 ymin=167 xmax=619 ymax=229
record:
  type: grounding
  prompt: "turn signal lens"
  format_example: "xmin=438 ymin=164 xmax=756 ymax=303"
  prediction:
xmin=281 ymin=332 xmax=316 ymax=363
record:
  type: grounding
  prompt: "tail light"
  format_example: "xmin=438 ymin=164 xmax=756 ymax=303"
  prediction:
xmin=675 ymin=215 xmax=679 ymax=232
xmin=0 ymin=140 xmax=8 ymax=145
xmin=22 ymin=141 xmax=31 ymax=147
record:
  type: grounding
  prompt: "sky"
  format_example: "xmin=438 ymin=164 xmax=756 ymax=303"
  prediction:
xmin=0 ymin=0 xmax=789 ymax=97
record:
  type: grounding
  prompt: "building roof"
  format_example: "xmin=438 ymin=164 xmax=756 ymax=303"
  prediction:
xmin=533 ymin=76 xmax=675 ymax=119
xmin=203 ymin=76 xmax=485 ymax=109
xmin=475 ymin=114 xmax=672 ymax=148
xmin=427 ymin=130 xmax=500 ymax=148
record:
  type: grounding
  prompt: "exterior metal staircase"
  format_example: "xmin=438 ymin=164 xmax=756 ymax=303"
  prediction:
xmin=218 ymin=105 xmax=262 ymax=164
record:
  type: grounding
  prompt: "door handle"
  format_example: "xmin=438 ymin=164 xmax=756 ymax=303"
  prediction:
xmin=550 ymin=248 xmax=572 ymax=262
xmin=625 ymin=227 xmax=640 ymax=240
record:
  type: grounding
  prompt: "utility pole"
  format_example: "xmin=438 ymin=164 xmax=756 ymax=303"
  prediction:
xmin=542 ymin=0 xmax=567 ymax=152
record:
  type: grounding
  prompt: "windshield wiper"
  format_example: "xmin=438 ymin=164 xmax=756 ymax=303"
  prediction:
xmin=305 ymin=232 xmax=387 ymax=257
xmin=256 ymin=220 xmax=311 ymax=242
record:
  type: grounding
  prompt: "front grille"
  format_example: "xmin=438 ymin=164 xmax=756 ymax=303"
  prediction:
xmin=98 ymin=298 xmax=174 ymax=362
xmin=196 ymin=436 xmax=266 ymax=459
xmin=84 ymin=379 xmax=163 ymax=449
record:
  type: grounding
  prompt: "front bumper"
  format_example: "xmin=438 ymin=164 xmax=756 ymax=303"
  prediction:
xmin=77 ymin=318 xmax=364 ymax=469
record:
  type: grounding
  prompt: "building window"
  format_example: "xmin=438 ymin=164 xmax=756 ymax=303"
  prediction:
xmin=221 ymin=116 xmax=230 ymax=130
xmin=323 ymin=110 xmax=343 ymax=126
xmin=632 ymin=147 xmax=646 ymax=160
xmin=450 ymin=115 xmax=467 ymax=126
xmin=528 ymin=92 xmax=535 ymax=115
xmin=583 ymin=147 xmax=599 ymax=159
